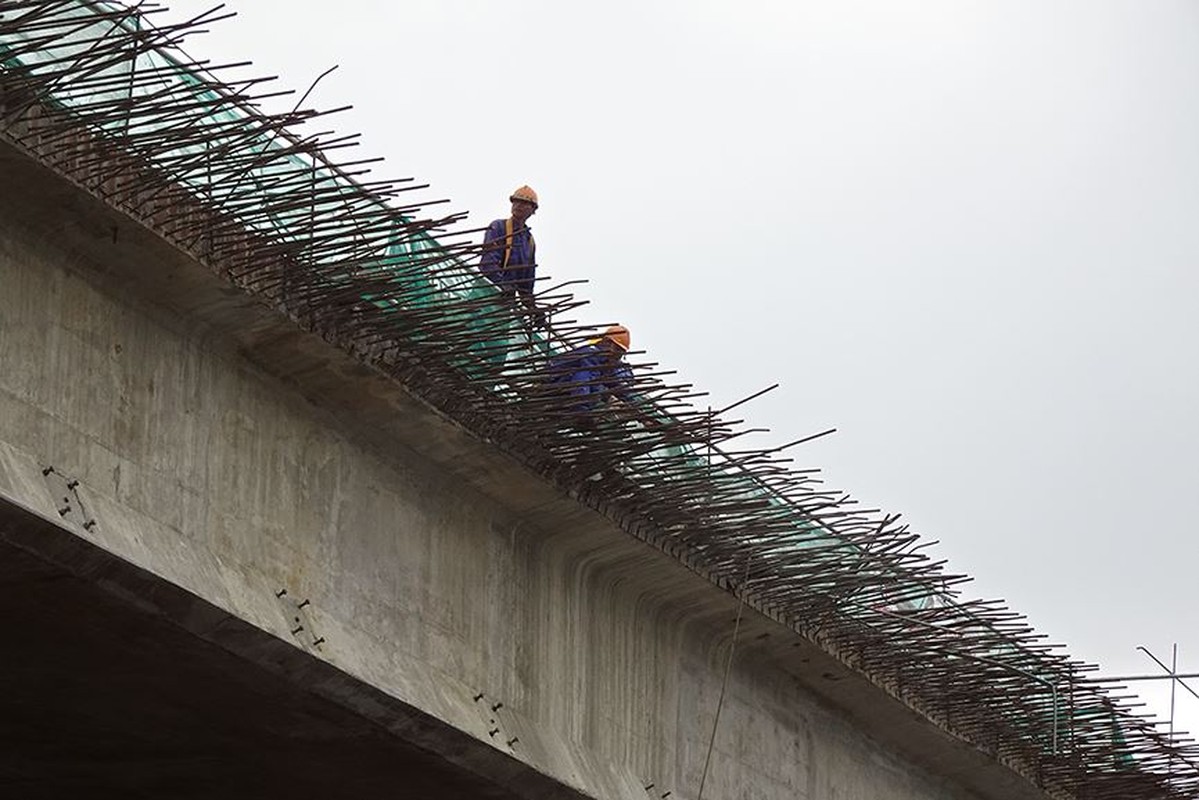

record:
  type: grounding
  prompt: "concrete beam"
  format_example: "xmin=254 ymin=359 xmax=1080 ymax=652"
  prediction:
xmin=0 ymin=135 xmax=1048 ymax=800
xmin=0 ymin=495 xmax=562 ymax=800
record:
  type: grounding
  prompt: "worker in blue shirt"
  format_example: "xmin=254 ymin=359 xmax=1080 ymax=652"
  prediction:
xmin=480 ymin=185 xmax=538 ymax=297
xmin=547 ymin=325 xmax=634 ymax=412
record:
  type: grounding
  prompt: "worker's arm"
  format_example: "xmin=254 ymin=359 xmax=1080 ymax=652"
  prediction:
xmin=510 ymin=232 xmax=545 ymax=326
xmin=610 ymin=362 xmax=635 ymax=403
xmin=511 ymin=228 xmax=536 ymax=298
xmin=479 ymin=219 xmax=506 ymax=285
xmin=512 ymin=265 xmax=536 ymax=298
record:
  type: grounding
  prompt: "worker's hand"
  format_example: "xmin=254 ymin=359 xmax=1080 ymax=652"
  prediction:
xmin=518 ymin=294 xmax=548 ymax=330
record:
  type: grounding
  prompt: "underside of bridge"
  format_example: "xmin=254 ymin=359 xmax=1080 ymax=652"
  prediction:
xmin=0 ymin=499 xmax=531 ymax=800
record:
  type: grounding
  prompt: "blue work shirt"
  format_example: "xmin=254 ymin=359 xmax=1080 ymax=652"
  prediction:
xmin=548 ymin=344 xmax=634 ymax=411
xmin=480 ymin=217 xmax=536 ymax=296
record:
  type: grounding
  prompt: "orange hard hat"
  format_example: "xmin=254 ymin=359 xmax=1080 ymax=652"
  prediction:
xmin=509 ymin=185 xmax=539 ymax=208
xmin=603 ymin=324 xmax=630 ymax=352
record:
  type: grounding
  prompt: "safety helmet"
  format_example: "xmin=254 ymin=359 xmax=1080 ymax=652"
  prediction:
xmin=509 ymin=185 xmax=539 ymax=208
xmin=602 ymin=324 xmax=630 ymax=352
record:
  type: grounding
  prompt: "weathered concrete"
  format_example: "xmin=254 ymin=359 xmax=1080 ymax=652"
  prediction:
xmin=0 ymin=140 xmax=1047 ymax=799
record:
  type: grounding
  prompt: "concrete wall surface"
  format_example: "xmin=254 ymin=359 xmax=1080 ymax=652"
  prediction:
xmin=0 ymin=149 xmax=1023 ymax=800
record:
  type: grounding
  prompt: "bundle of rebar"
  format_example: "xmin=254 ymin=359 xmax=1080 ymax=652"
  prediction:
xmin=0 ymin=3 xmax=1194 ymax=797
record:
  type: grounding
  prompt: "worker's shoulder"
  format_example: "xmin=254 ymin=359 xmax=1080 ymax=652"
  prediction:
xmin=481 ymin=218 xmax=507 ymax=243
xmin=554 ymin=343 xmax=600 ymax=363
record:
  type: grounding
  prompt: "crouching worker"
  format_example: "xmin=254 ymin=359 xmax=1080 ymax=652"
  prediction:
xmin=545 ymin=324 xmax=634 ymax=419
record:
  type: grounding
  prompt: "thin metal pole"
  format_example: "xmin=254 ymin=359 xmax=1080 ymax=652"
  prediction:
xmin=697 ymin=559 xmax=750 ymax=800
xmin=1171 ymin=644 xmax=1179 ymax=789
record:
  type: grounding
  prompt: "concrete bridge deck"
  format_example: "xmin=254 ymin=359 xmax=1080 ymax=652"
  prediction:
xmin=0 ymin=136 xmax=1041 ymax=799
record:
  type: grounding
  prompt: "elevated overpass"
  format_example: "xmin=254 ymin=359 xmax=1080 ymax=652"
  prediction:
xmin=0 ymin=3 xmax=1194 ymax=798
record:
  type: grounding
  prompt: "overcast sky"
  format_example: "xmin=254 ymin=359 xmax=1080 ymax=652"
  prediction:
xmin=157 ymin=0 xmax=1199 ymax=736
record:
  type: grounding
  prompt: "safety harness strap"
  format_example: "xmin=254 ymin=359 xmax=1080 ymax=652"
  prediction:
xmin=500 ymin=218 xmax=535 ymax=273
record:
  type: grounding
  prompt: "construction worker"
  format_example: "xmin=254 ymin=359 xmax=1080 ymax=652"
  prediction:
xmin=546 ymin=324 xmax=635 ymax=413
xmin=480 ymin=185 xmax=538 ymax=299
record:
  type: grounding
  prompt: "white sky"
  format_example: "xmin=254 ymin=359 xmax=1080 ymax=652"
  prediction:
xmin=156 ymin=0 xmax=1199 ymax=738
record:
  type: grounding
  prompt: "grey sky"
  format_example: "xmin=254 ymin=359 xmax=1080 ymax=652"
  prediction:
xmin=157 ymin=0 xmax=1199 ymax=735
